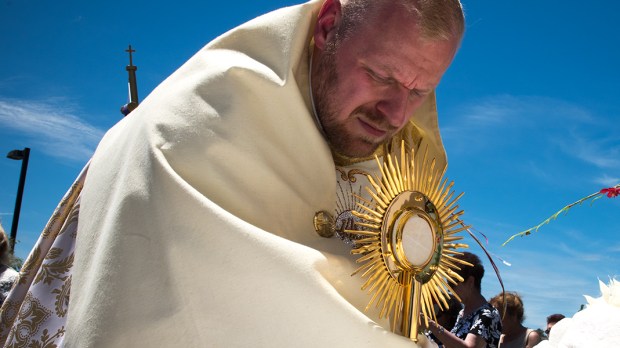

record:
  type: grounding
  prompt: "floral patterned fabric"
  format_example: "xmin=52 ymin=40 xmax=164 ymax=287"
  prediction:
xmin=451 ymin=302 xmax=502 ymax=348
xmin=0 ymin=164 xmax=86 ymax=348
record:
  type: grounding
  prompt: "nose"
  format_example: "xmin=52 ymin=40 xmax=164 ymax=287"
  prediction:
xmin=375 ymin=88 xmax=412 ymax=129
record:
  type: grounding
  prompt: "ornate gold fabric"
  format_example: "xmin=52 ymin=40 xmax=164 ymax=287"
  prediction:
xmin=0 ymin=164 xmax=86 ymax=347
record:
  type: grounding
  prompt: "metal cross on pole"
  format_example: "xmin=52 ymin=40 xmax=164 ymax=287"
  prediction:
xmin=121 ymin=45 xmax=140 ymax=116
xmin=126 ymin=44 xmax=135 ymax=66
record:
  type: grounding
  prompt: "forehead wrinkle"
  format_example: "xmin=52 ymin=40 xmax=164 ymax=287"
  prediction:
xmin=344 ymin=6 xmax=454 ymax=92
xmin=371 ymin=59 xmax=435 ymax=92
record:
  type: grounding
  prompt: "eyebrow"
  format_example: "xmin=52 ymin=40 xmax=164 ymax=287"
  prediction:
xmin=365 ymin=62 xmax=433 ymax=95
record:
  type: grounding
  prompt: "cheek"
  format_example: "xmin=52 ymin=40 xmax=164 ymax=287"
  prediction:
xmin=331 ymin=87 xmax=363 ymax=119
xmin=340 ymin=83 xmax=382 ymax=116
xmin=333 ymin=67 xmax=404 ymax=120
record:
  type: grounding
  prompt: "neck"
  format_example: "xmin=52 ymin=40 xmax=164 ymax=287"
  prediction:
xmin=462 ymin=292 xmax=486 ymax=315
xmin=503 ymin=323 xmax=526 ymax=339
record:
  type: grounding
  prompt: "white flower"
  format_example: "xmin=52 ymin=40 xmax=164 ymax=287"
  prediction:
xmin=583 ymin=279 xmax=620 ymax=309
xmin=536 ymin=278 xmax=620 ymax=348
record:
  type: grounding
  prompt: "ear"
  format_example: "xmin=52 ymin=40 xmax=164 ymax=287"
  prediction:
xmin=313 ymin=0 xmax=342 ymax=50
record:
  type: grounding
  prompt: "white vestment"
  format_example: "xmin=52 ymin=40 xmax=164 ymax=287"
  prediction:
xmin=65 ymin=1 xmax=447 ymax=346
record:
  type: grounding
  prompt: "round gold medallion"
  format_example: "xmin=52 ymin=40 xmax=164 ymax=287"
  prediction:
xmin=313 ymin=210 xmax=335 ymax=238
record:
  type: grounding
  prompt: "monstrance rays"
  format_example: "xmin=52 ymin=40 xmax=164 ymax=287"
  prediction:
xmin=345 ymin=142 xmax=471 ymax=342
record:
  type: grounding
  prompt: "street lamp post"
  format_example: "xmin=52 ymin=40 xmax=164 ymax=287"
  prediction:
xmin=7 ymin=147 xmax=30 ymax=254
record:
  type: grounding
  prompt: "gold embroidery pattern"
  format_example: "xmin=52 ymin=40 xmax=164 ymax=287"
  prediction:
xmin=3 ymin=233 xmax=74 ymax=347
xmin=58 ymin=201 xmax=80 ymax=239
xmin=334 ymin=168 xmax=373 ymax=245
xmin=5 ymin=293 xmax=52 ymax=347
xmin=34 ymin=252 xmax=73 ymax=287
xmin=336 ymin=168 xmax=367 ymax=183
xmin=0 ymin=164 xmax=87 ymax=347
xmin=0 ymin=299 xmax=19 ymax=333
xmin=17 ymin=247 xmax=40 ymax=286
xmin=51 ymin=276 xmax=70 ymax=318
xmin=41 ymin=178 xmax=82 ymax=240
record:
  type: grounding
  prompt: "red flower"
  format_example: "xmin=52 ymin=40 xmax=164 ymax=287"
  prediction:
xmin=600 ymin=187 xmax=620 ymax=198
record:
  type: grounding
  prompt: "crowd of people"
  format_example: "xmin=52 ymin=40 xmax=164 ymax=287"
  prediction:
xmin=422 ymin=252 xmax=568 ymax=348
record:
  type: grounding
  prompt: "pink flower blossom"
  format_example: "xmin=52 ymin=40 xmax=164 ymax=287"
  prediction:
xmin=600 ymin=187 xmax=620 ymax=198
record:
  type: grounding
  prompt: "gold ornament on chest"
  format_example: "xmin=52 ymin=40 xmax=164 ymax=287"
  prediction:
xmin=340 ymin=142 xmax=471 ymax=342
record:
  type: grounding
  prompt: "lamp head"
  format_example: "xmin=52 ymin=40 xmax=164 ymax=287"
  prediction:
xmin=7 ymin=150 xmax=25 ymax=160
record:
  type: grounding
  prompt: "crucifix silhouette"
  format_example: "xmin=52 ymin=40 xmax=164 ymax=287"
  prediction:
xmin=121 ymin=44 xmax=139 ymax=116
xmin=126 ymin=45 xmax=136 ymax=66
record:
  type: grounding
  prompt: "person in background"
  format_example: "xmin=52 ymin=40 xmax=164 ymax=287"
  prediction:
xmin=427 ymin=296 xmax=463 ymax=347
xmin=489 ymin=291 xmax=542 ymax=348
xmin=544 ymin=313 xmax=565 ymax=338
xmin=423 ymin=252 xmax=502 ymax=348
xmin=0 ymin=223 xmax=18 ymax=307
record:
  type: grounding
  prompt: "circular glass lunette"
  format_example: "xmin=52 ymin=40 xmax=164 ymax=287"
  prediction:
xmin=381 ymin=191 xmax=443 ymax=284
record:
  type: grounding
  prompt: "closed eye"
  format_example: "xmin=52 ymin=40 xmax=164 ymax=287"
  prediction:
xmin=365 ymin=66 xmax=432 ymax=99
xmin=409 ymin=89 xmax=424 ymax=98
xmin=365 ymin=68 xmax=394 ymax=85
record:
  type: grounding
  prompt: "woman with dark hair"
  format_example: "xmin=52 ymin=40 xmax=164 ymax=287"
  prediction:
xmin=489 ymin=291 xmax=542 ymax=348
xmin=0 ymin=223 xmax=19 ymax=306
xmin=545 ymin=313 xmax=565 ymax=337
xmin=423 ymin=252 xmax=502 ymax=348
xmin=427 ymin=296 xmax=463 ymax=347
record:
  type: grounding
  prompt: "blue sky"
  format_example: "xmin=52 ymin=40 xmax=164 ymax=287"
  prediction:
xmin=1 ymin=0 xmax=618 ymax=331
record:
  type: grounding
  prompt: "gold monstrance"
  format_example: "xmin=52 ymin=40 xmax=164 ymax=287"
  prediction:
xmin=347 ymin=143 xmax=471 ymax=341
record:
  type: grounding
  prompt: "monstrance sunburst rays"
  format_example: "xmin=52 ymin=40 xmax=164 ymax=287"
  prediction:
xmin=346 ymin=143 xmax=472 ymax=341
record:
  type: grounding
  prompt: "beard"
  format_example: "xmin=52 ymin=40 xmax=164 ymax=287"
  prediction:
xmin=312 ymin=42 xmax=395 ymax=158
